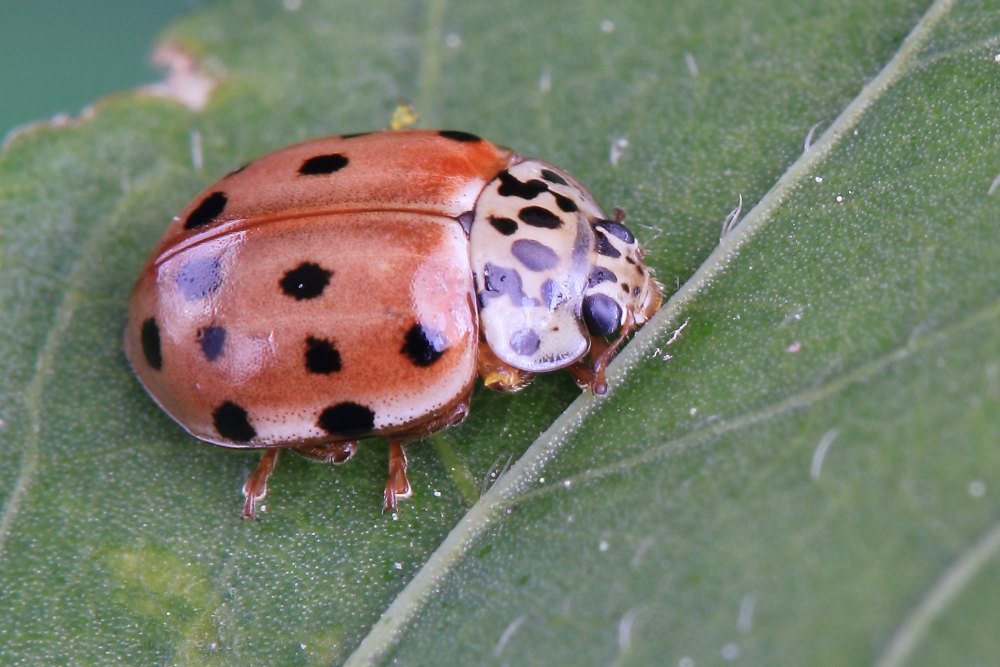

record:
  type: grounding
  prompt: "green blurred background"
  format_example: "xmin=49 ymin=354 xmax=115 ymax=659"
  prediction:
xmin=1 ymin=0 xmax=207 ymax=140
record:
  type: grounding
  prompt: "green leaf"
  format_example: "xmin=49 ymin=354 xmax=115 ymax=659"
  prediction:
xmin=2 ymin=0 xmax=998 ymax=664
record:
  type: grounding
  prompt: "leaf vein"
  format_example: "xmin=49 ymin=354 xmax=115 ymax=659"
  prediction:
xmin=507 ymin=293 xmax=1000 ymax=503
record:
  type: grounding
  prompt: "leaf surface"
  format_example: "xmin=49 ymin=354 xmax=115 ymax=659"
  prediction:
xmin=1 ymin=0 xmax=997 ymax=664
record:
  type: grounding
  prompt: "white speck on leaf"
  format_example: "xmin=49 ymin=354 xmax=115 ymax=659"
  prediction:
xmin=631 ymin=536 xmax=654 ymax=567
xmin=609 ymin=137 xmax=629 ymax=166
xmin=684 ymin=52 xmax=699 ymax=77
xmin=810 ymin=428 xmax=840 ymax=480
xmin=189 ymin=130 xmax=203 ymax=171
xmin=493 ymin=615 xmax=526 ymax=657
xmin=987 ymin=172 xmax=1000 ymax=195
xmin=600 ymin=19 xmax=615 ymax=33
xmin=782 ymin=307 xmax=805 ymax=326
xmin=803 ymin=121 xmax=823 ymax=151
xmin=538 ymin=65 xmax=552 ymax=92
xmin=667 ymin=317 xmax=690 ymax=346
xmin=721 ymin=194 xmax=743 ymax=238
xmin=618 ymin=606 xmax=643 ymax=651
xmin=969 ymin=481 xmax=986 ymax=498
xmin=481 ymin=452 xmax=514 ymax=495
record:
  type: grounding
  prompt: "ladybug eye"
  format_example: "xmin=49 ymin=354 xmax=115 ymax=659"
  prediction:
xmin=583 ymin=294 xmax=623 ymax=338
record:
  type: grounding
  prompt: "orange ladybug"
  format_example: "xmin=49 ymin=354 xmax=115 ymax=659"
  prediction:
xmin=124 ymin=130 xmax=661 ymax=518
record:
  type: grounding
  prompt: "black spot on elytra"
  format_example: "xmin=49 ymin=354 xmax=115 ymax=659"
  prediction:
xmin=541 ymin=169 xmax=568 ymax=185
xmin=588 ymin=266 xmax=617 ymax=287
xmin=596 ymin=219 xmax=636 ymax=244
xmin=184 ymin=191 xmax=228 ymax=230
xmin=595 ymin=231 xmax=621 ymax=259
xmin=553 ymin=193 xmax=578 ymax=212
xmin=140 ymin=317 xmax=162 ymax=370
xmin=518 ymin=206 xmax=562 ymax=229
xmin=213 ymin=401 xmax=256 ymax=442
xmin=497 ymin=170 xmax=549 ymax=200
xmin=318 ymin=402 xmax=375 ymax=436
xmin=583 ymin=294 xmax=622 ymax=338
xmin=439 ymin=130 xmax=481 ymax=142
xmin=509 ymin=328 xmax=540 ymax=356
xmin=305 ymin=336 xmax=342 ymax=374
xmin=401 ymin=323 xmax=448 ymax=367
xmin=340 ymin=132 xmax=372 ymax=139
xmin=512 ymin=239 xmax=559 ymax=271
xmin=299 ymin=153 xmax=349 ymax=175
xmin=176 ymin=256 xmax=222 ymax=301
xmin=280 ymin=262 xmax=331 ymax=300
xmin=489 ymin=216 xmax=518 ymax=236
xmin=198 ymin=326 xmax=226 ymax=361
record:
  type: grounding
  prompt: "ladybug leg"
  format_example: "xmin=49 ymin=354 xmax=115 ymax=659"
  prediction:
xmin=242 ymin=449 xmax=279 ymax=519
xmin=568 ymin=312 xmax=637 ymax=396
xmin=383 ymin=439 xmax=412 ymax=513
xmin=291 ymin=441 xmax=358 ymax=464
xmin=478 ymin=341 xmax=534 ymax=392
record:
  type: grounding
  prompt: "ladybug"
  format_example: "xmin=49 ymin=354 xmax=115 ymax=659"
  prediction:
xmin=124 ymin=129 xmax=662 ymax=518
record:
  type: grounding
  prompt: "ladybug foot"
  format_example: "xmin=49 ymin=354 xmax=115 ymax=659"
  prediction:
xmin=383 ymin=440 xmax=412 ymax=513
xmin=477 ymin=343 xmax=533 ymax=392
xmin=242 ymin=449 xmax=279 ymax=519
xmin=568 ymin=312 xmax=637 ymax=396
